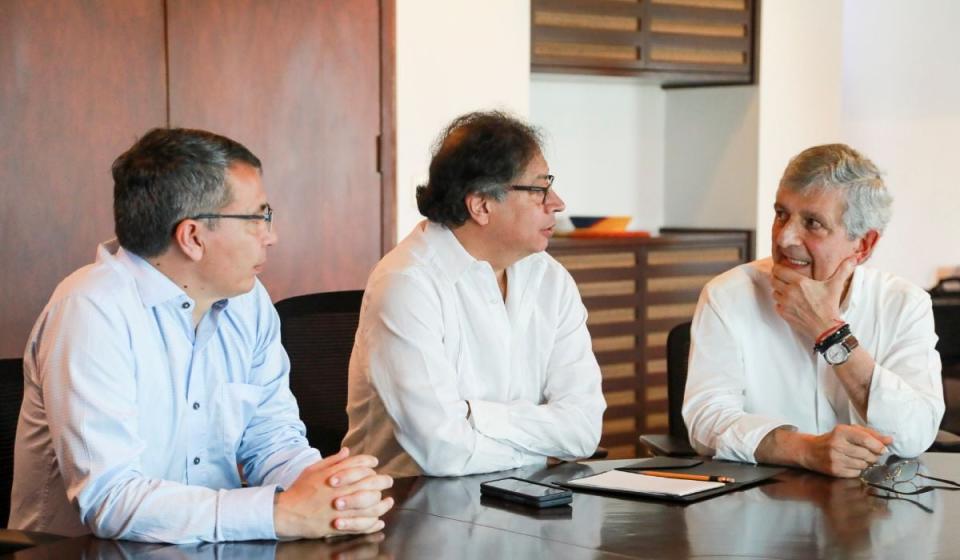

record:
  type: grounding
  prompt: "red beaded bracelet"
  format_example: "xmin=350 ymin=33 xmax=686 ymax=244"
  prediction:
xmin=815 ymin=320 xmax=846 ymax=345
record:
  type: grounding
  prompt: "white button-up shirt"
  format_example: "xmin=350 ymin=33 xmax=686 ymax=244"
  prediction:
xmin=683 ymin=258 xmax=944 ymax=462
xmin=343 ymin=221 xmax=606 ymax=477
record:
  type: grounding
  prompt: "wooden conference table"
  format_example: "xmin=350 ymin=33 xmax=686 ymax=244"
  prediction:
xmin=9 ymin=453 xmax=960 ymax=559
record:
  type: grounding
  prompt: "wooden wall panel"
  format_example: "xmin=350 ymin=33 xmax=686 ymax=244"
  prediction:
xmin=0 ymin=0 xmax=167 ymax=358
xmin=531 ymin=0 xmax=756 ymax=85
xmin=379 ymin=0 xmax=398 ymax=251
xmin=550 ymin=230 xmax=753 ymax=458
xmin=166 ymin=0 xmax=383 ymax=301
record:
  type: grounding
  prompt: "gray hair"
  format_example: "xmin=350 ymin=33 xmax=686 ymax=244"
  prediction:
xmin=780 ymin=144 xmax=892 ymax=239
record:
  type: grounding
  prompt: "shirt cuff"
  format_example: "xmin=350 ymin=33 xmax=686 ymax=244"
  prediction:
xmin=217 ymin=485 xmax=279 ymax=541
xmin=259 ymin=447 xmax=322 ymax=490
xmin=865 ymin=363 xmax=943 ymax=456
xmin=716 ymin=417 xmax=795 ymax=464
xmin=468 ymin=399 xmax=511 ymax=440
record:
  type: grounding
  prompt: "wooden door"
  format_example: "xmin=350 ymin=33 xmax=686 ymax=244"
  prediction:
xmin=0 ymin=0 xmax=393 ymax=357
xmin=0 ymin=0 xmax=167 ymax=358
xmin=166 ymin=0 xmax=385 ymax=300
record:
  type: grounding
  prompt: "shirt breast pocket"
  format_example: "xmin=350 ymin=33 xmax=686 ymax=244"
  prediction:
xmin=217 ymin=382 xmax=265 ymax=457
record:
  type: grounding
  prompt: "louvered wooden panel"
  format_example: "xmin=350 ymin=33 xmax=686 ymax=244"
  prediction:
xmin=531 ymin=0 xmax=756 ymax=85
xmin=532 ymin=0 xmax=645 ymax=74
xmin=549 ymin=229 xmax=752 ymax=458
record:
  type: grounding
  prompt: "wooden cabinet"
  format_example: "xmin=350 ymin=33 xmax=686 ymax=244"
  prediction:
xmin=0 ymin=0 xmax=395 ymax=358
xmin=0 ymin=0 xmax=167 ymax=358
xmin=165 ymin=0 xmax=392 ymax=300
xmin=549 ymin=229 xmax=753 ymax=458
xmin=531 ymin=0 xmax=757 ymax=86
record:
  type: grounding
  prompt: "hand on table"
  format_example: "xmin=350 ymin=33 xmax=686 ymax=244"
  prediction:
xmin=798 ymin=424 xmax=893 ymax=478
xmin=275 ymin=447 xmax=395 ymax=539
xmin=771 ymin=256 xmax=857 ymax=340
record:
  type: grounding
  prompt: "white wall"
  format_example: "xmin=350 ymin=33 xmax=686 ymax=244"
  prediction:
xmin=658 ymin=0 xmax=958 ymax=287
xmin=395 ymin=0 xmax=531 ymax=239
xmin=530 ymin=74 xmax=665 ymax=231
xmin=753 ymin=0 xmax=845 ymax=260
xmin=395 ymin=1 xmax=958 ymax=288
xmin=663 ymin=86 xmax=758 ymax=229
xmin=841 ymin=0 xmax=960 ymax=287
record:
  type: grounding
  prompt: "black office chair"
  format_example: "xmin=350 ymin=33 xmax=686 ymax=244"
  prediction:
xmin=665 ymin=321 xmax=692 ymax=442
xmin=0 ymin=358 xmax=24 ymax=529
xmin=0 ymin=360 xmax=80 ymax=550
xmin=639 ymin=322 xmax=697 ymax=457
xmin=929 ymin=278 xmax=960 ymax=451
xmin=275 ymin=290 xmax=364 ymax=457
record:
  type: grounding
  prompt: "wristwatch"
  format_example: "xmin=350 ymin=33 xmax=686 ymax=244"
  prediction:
xmin=823 ymin=333 xmax=860 ymax=365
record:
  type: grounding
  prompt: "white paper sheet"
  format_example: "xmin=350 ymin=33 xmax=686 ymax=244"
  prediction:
xmin=565 ymin=469 xmax=724 ymax=497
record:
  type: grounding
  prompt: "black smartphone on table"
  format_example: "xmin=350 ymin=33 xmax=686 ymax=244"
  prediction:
xmin=480 ymin=477 xmax=573 ymax=508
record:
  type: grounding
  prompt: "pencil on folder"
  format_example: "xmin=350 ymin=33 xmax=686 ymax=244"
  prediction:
xmin=637 ymin=471 xmax=735 ymax=483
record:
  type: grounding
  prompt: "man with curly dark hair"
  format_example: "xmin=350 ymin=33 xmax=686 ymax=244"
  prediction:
xmin=343 ymin=111 xmax=606 ymax=477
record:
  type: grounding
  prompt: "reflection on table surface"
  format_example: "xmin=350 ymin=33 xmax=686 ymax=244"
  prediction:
xmin=11 ymin=453 xmax=959 ymax=560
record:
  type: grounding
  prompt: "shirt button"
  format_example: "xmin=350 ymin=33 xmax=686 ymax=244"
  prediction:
xmin=182 ymin=302 xmax=191 ymax=309
xmin=192 ymin=402 xmax=200 ymax=410
xmin=193 ymin=457 xmax=200 ymax=465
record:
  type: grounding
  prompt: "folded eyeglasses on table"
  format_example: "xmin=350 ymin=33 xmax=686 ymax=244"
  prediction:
xmin=860 ymin=456 xmax=960 ymax=512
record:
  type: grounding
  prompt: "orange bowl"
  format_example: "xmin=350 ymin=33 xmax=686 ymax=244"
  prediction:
xmin=568 ymin=216 xmax=632 ymax=232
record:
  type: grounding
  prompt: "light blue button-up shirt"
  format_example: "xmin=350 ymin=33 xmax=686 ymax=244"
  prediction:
xmin=10 ymin=240 xmax=320 ymax=543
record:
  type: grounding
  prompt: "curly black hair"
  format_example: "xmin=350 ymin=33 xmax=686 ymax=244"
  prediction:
xmin=416 ymin=111 xmax=543 ymax=227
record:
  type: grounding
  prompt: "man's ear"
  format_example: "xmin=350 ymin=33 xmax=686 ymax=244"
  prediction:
xmin=464 ymin=192 xmax=491 ymax=226
xmin=855 ymin=230 xmax=880 ymax=264
xmin=172 ymin=219 xmax=206 ymax=262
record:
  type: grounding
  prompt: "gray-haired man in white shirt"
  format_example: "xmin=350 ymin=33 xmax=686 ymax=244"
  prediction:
xmin=343 ymin=111 xmax=606 ymax=477
xmin=683 ymin=144 xmax=944 ymax=478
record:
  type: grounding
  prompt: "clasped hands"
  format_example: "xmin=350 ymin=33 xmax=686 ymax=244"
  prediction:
xmin=274 ymin=447 xmax=394 ymax=539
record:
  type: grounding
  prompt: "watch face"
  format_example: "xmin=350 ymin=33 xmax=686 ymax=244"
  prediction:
xmin=825 ymin=343 xmax=849 ymax=364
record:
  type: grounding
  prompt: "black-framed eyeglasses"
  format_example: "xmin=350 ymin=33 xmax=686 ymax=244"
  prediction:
xmin=188 ymin=205 xmax=274 ymax=232
xmin=860 ymin=457 xmax=960 ymax=496
xmin=510 ymin=174 xmax=555 ymax=205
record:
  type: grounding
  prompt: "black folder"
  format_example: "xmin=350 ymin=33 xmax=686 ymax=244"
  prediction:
xmin=560 ymin=457 xmax=785 ymax=503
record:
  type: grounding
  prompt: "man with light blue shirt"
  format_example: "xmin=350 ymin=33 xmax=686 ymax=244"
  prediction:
xmin=9 ymin=128 xmax=393 ymax=542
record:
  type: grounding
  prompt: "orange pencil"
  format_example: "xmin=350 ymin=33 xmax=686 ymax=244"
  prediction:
xmin=637 ymin=470 xmax=735 ymax=483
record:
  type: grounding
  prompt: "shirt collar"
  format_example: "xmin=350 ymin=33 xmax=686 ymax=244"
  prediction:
xmin=97 ymin=239 xmax=191 ymax=308
xmin=841 ymin=264 xmax=864 ymax=315
xmin=420 ymin=220 xmax=482 ymax=282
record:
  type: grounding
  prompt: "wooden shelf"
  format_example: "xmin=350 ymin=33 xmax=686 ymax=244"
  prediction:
xmin=548 ymin=228 xmax=753 ymax=458
xmin=532 ymin=0 xmax=757 ymax=87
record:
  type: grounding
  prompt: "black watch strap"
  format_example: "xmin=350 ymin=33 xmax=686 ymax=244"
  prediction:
xmin=815 ymin=323 xmax=851 ymax=354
